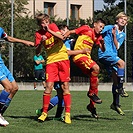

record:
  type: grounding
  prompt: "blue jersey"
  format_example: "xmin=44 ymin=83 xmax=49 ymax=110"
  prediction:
xmin=63 ymin=39 xmax=71 ymax=51
xmin=0 ymin=27 xmax=8 ymax=64
xmin=98 ymin=25 xmax=125 ymax=59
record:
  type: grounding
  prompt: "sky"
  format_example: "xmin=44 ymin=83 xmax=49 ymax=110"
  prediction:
xmin=94 ymin=0 xmax=121 ymax=10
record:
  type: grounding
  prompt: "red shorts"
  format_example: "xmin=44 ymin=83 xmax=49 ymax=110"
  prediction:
xmin=46 ymin=60 xmax=70 ymax=82
xmin=74 ymin=56 xmax=96 ymax=75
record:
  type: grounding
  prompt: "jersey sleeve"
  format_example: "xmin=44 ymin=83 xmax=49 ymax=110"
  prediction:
xmin=35 ymin=32 xmax=42 ymax=47
xmin=117 ymin=33 xmax=125 ymax=49
xmin=0 ymin=27 xmax=8 ymax=39
xmin=102 ymin=25 xmax=114 ymax=35
xmin=95 ymin=35 xmax=103 ymax=45
xmin=75 ymin=25 xmax=90 ymax=35
xmin=49 ymin=23 xmax=60 ymax=32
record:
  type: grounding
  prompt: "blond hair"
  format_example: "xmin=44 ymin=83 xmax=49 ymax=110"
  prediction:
xmin=116 ymin=12 xmax=129 ymax=21
xmin=36 ymin=13 xmax=50 ymax=25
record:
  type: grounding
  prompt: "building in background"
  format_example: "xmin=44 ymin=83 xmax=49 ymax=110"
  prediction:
xmin=25 ymin=0 xmax=94 ymax=20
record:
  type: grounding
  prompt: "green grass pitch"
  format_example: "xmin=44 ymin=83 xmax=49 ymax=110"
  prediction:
xmin=0 ymin=90 xmax=132 ymax=133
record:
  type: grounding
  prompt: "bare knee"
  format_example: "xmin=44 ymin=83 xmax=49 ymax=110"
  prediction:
xmin=45 ymin=82 xmax=54 ymax=93
xmin=92 ymin=64 xmax=100 ymax=74
xmin=61 ymin=82 xmax=70 ymax=94
xmin=117 ymin=59 xmax=125 ymax=68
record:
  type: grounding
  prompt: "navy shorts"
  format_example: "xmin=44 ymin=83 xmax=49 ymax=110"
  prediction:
xmin=34 ymin=69 xmax=45 ymax=81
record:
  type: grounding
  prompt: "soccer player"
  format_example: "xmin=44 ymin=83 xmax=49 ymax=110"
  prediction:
xmin=36 ymin=24 xmax=90 ymax=120
xmin=0 ymin=27 xmax=34 ymax=126
xmin=35 ymin=13 xmax=72 ymax=124
xmin=33 ymin=52 xmax=46 ymax=90
xmin=64 ymin=19 xmax=106 ymax=118
xmin=98 ymin=12 xmax=129 ymax=115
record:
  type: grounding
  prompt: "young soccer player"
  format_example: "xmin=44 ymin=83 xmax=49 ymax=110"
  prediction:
xmin=36 ymin=24 xmax=90 ymax=120
xmin=0 ymin=27 xmax=34 ymax=126
xmin=64 ymin=19 xmax=106 ymax=118
xmin=33 ymin=52 xmax=46 ymax=90
xmin=35 ymin=14 xmax=72 ymax=124
xmin=98 ymin=12 xmax=129 ymax=115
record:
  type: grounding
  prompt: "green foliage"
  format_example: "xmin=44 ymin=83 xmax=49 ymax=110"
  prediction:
xmin=0 ymin=0 xmax=133 ymax=82
xmin=103 ymin=0 xmax=117 ymax=5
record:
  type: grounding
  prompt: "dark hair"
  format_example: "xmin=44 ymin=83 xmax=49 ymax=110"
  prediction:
xmin=94 ymin=18 xmax=106 ymax=25
xmin=58 ymin=24 xmax=69 ymax=30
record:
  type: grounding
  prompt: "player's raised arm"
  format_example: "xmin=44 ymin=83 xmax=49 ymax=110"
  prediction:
xmin=6 ymin=36 xmax=34 ymax=46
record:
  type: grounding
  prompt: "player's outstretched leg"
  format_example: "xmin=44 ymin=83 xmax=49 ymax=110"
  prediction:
xmin=86 ymin=104 xmax=98 ymax=119
xmin=87 ymin=92 xmax=102 ymax=104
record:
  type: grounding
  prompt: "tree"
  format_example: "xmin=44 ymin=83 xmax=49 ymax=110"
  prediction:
xmin=103 ymin=0 xmax=117 ymax=5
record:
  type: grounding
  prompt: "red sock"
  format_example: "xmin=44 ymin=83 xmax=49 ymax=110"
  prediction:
xmin=63 ymin=93 xmax=71 ymax=113
xmin=89 ymin=71 xmax=99 ymax=94
xmin=42 ymin=93 xmax=51 ymax=113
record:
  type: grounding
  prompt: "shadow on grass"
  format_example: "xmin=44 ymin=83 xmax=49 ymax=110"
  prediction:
xmin=6 ymin=115 xmax=61 ymax=122
xmin=72 ymin=114 xmax=122 ymax=121
xmin=6 ymin=114 xmax=122 ymax=123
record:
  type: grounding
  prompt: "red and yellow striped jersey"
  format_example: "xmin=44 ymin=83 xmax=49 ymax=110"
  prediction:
xmin=73 ymin=25 xmax=102 ymax=61
xmin=35 ymin=23 xmax=68 ymax=64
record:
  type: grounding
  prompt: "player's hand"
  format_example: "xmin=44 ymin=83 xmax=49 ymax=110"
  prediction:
xmin=82 ymin=48 xmax=91 ymax=54
xmin=42 ymin=35 xmax=47 ymax=41
xmin=63 ymin=31 xmax=70 ymax=40
xmin=112 ymin=26 xmax=116 ymax=36
xmin=23 ymin=40 xmax=34 ymax=46
xmin=100 ymin=38 xmax=104 ymax=45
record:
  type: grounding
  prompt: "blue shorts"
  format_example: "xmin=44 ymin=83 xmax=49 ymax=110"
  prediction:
xmin=54 ymin=81 xmax=61 ymax=90
xmin=99 ymin=55 xmax=120 ymax=75
xmin=34 ymin=69 xmax=45 ymax=81
xmin=0 ymin=64 xmax=15 ymax=82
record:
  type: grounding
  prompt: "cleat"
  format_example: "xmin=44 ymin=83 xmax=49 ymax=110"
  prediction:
xmin=64 ymin=112 xmax=71 ymax=124
xmin=0 ymin=114 xmax=9 ymax=126
xmin=110 ymin=104 xmax=125 ymax=115
xmin=116 ymin=88 xmax=129 ymax=97
xmin=120 ymin=88 xmax=129 ymax=97
xmin=36 ymin=109 xmax=42 ymax=116
xmin=53 ymin=116 xmax=64 ymax=121
xmin=38 ymin=112 xmax=47 ymax=122
xmin=87 ymin=104 xmax=98 ymax=119
xmin=87 ymin=93 xmax=102 ymax=104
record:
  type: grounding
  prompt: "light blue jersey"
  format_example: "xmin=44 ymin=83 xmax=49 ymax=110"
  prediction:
xmin=0 ymin=27 xmax=7 ymax=64
xmin=98 ymin=25 xmax=125 ymax=59
xmin=98 ymin=25 xmax=125 ymax=74
xmin=63 ymin=39 xmax=71 ymax=51
xmin=0 ymin=27 xmax=14 ymax=82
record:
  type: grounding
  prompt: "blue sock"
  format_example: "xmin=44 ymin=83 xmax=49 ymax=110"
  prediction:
xmin=5 ymin=98 xmax=12 ymax=106
xmin=117 ymin=68 xmax=124 ymax=77
xmin=0 ymin=90 xmax=10 ymax=103
xmin=50 ymin=95 xmax=64 ymax=107
xmin=117 ymin=68 xmax=124 ymax=89
xmin=50 ymin=95 xmax=59 ymax=106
